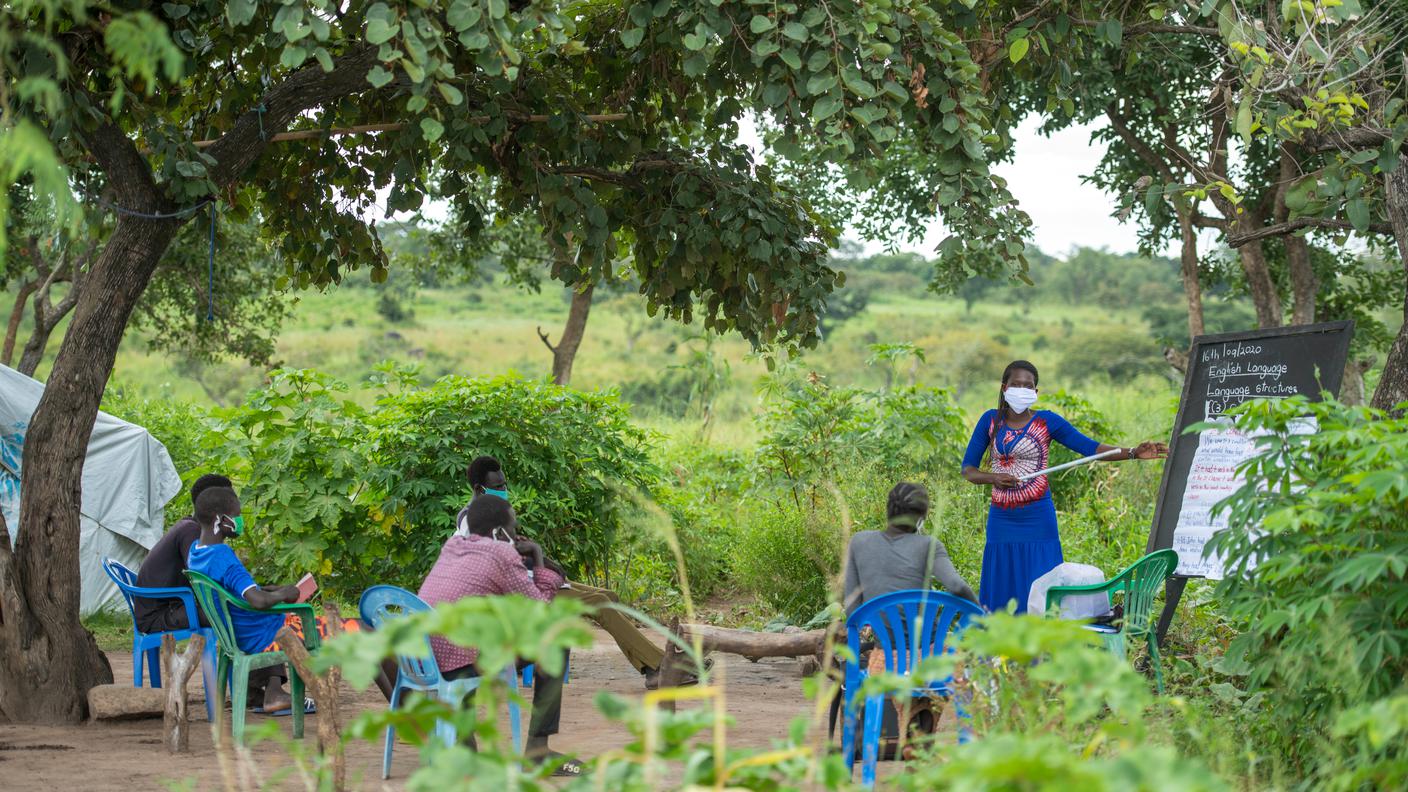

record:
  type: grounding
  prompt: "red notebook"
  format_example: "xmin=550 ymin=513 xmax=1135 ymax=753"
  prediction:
xmin=296 ymin=573 xmax=318 ymax=604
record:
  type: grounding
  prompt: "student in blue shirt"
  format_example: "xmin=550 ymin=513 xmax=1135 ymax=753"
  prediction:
xmin=186 ymin=486 xmax=303 ymax=713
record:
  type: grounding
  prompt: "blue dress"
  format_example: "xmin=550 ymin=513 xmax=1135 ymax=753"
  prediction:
xmin=961 ymin=410 xmax=1100 ymax=614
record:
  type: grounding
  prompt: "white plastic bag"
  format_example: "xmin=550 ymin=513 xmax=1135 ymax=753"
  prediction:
xmin=1028 ymin=563 xmax=1111 ymax=619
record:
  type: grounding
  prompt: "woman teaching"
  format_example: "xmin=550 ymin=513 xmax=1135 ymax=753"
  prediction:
xmin=960 ymin=360 xmax=1166 ymax=614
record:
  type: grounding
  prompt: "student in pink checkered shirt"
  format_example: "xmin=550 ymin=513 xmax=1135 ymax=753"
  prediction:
xmin=418 ymin=494 xmax=581 ymax=776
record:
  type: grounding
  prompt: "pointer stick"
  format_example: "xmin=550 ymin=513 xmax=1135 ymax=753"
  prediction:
xmin=1016 ymin=448 xmax=1125 ymax=482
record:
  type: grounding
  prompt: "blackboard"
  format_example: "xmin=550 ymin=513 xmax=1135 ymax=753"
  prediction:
xmin=1146 ymin=321 xmax=1354 ymax=579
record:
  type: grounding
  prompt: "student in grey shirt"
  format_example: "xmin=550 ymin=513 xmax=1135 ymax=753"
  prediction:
xmin=843 ymin=482 xmax=979 ymax=615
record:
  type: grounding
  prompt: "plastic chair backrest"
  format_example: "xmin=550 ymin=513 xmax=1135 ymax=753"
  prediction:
xmin=846 ymin=590 xmax=984 ymax=676
xmin=359 ymin=585 xmax=441 ymax=687
xmin=1119 ymin=549 xmax=1178 ymax=637
xmin=185 ymin=569 xmax=251 ymax=656
xmin=101 ymin=558 xmax=143 ymax=623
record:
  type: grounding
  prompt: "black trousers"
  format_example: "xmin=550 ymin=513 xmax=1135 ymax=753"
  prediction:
xmin=137 ymin=601 xmax=284 ymax=690
xmin=444 ymin=649 xmax=568 ymax=738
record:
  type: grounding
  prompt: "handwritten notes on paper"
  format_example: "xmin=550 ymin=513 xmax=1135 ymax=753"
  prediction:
xmin=1170 ymin=424 xmax=1255 ymax=579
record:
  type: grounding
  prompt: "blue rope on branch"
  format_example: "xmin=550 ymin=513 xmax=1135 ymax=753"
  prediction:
xmin=206 ymin=204 xmax=217 ymax=322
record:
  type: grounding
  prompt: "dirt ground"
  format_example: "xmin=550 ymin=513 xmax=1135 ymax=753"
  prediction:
xmin=0 ymin=627 xmax=899 ymax=790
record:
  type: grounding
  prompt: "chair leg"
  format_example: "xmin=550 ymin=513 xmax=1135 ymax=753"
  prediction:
xmin=133 ymin=646 xmax=143 ymax=687
xmin=201 ymin=635 xmax=219 ymax=723
xmin=383 ymin=682 xmax=403 ymax=780
xmin=861 ymin=695 xmax=884 ymax=789
xmin=147 ymin=647 xmax=163 ymax=688
xmin=214 ymin=655 xmax=231 ymax=745
xmin=840 ymin=687 xmax=858 ymax=774
xmin=1148 ymin=635 xmax=1165 ymax=695
xmin=503 ymin=667 xmax=522 ymax=754
xmin=291 ymin=666 xmax=306 ymax=740
xmin=230 ymin=659 xmax=249 ymax=745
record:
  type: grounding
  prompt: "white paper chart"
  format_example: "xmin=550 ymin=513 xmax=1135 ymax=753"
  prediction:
xmin=1170 ymin=423 xmax=1254 ymax=579
xmin=1171 ymin=418 xmax=1315 ymax=579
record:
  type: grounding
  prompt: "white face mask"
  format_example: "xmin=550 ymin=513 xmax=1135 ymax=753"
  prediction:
xmin=1003 ymin=387 xmax=1038 ymax=413
xmin=492 ymin=527 xmax=514 ymax=544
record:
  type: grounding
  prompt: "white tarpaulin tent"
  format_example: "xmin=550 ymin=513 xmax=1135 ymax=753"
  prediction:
xmin=0 ymin=365 xmax=181 ymax=614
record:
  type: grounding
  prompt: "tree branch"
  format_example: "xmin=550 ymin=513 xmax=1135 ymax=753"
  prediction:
xmin=1105 ymin=103 xmax=1176 ymax=182
xmin=536 ymin=327 xmax=557 ymax=354
xmin=1070 ymin=17 xmax=1219 ymax=37
xmin=1227 ymin=215 xmax=1393 ymax=247
xmin=204 ymin=46 xmax=407 ymax=189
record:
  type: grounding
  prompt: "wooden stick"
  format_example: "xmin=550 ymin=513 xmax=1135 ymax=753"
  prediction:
xmin=658 ymin=618 xmax=684 ymax=714
xmin=193 ymin=113 xmax=628 ymax=148
xmin=161 ymin=632 xmax=205 ymax=754
xmin=276 ymin=604 xmax=346 ymax=792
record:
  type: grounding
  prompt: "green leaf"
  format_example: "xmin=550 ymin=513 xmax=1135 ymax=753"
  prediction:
xmin=366 ymin=6 xmax=398 ymax=45
xmin=447 ymin=0 xmax=482 ymax=30
xmin=367 ymin=65 xmax=394 ymax=88
xmin=813 ymin=93 xmax=842 ymax=120
xmin=780 ymin=48 xmax=802 ymax=70
xmin=622 ymin=27 xmax=647 ymax=48
xmin=420 ymin=118 xmax=444 ymax=142
xmin=805 ymin=73 xmax=837 ymax=96
xmin=459 ymin=30 xmax=491 ymax=49
xmin=1235 ymin=97 xmax=1253 ymax=143
xmin=1106 ymin=18 xmax=1123 ymax=46
xmin=314 ymin=47 xmax=334 ymax=72
xmin=749 ymin=15 xmax=775 ymax=34
xmin=226 ymin=0 xmax=256 ymax=26
xmin=1008 ymin=38 xmax=1030 ymax=63
xmin=436 ymin=83 xmax=464 ymax=106
xmin=681 ymin=31 xmax=705 ymax=50
xmin=782 ymin=22 xmax=808 ymax=42
xmin=1346 ymin=197 xmax=1370 ymax=232
xmin=488 ymin=0 xmax=507 ymax=19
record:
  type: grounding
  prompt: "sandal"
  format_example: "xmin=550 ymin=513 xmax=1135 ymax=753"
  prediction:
xmin=528 ymin=750 xmax=584 ymax=777
xmin=253 ymin=697 xmax=317 ymax=716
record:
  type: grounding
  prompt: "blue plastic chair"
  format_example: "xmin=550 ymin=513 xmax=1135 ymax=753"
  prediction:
xmin=840 ymin=589 xmax=985 ymax=788
xmin=359 ymin=585 xmax=523 ymax=780
xmin=519 ymin=659 xmax=569 ymax=687
xmin=101 ymin=557 xmax=218 ymax=722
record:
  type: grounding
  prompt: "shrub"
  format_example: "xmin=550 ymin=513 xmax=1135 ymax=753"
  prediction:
xmin=206 ymin=369 xmax=383 ymax=597
xmin=366 ymin=371 xmax=659 ymax=586
xmin=1207 ymin=397 xmax=1408 ymax=786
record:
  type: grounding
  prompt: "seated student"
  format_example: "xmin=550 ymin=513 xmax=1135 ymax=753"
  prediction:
xmin=135 ymin=473 xmax=233 ymax=633
xmin=184 ymin=487 xmax=396 ymax=712
xmin=420 ymin=494 xmax=581 ymax=776
xmin=185 ymin=486 xmax=309 ymax=714
xmin=842 ymin=482 xmax=978 ymax=616
xmin=461 ymin=455 xmax=688 ymax=690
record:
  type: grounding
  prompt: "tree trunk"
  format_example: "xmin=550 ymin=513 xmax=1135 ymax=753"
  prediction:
xmin=1235 ymin=222 xmax=1283 ymax=328
xmin=17 ymin=309 xmax=63 ymax=377
xmin=3 ymin=280 xmax=38 ymax=368
xmin=548 ymin=284 xmax=594 ymax=386
xmin=0 ymin=213 xmax=179 ymax=723
xmin=1371 ymin=156 xmax=1408 ymax=413
xmin=1177 ymin=208 xmax=1205 ymax=340
xmin=1284 ymin=235 xmax=1317 ymax=326
xmin=1341 ymin=359 xmax=1373 ymax=407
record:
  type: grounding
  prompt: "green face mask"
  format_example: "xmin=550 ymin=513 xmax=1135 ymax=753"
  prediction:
xmin=218 ymin=514 xmax=245 ymax=536
xmin=484 ymin=488 xmax=509 ymax=501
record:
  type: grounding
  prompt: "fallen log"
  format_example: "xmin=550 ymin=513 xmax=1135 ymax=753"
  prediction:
xmin=678 ymin=624 xmax=829 ymax=661
xmin=88 ymin=684 xmax=166 ymax=721
xmin=161 ymin=632 xmax=205 ymax=753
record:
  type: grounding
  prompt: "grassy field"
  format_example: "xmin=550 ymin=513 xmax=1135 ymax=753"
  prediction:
xmin=93 ymin=272 xmax=1184 ymax=447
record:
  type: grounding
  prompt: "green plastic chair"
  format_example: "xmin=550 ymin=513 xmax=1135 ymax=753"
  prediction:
xmin=186 ymin=569 xmax=320 ymax=743
xmin=1045 ymin=548 xmax=1179 ymax=693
